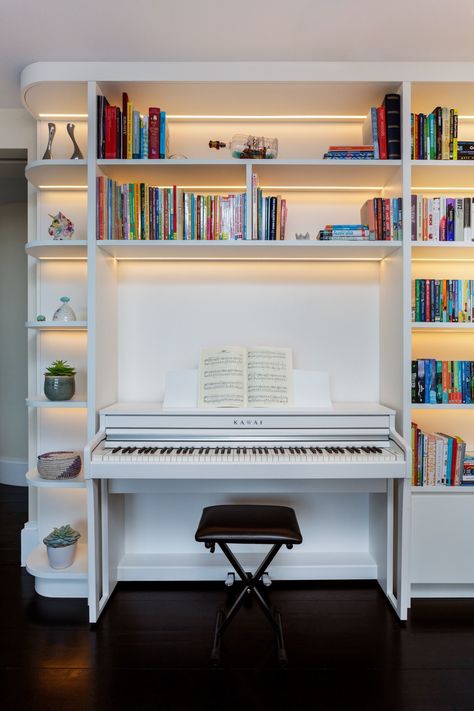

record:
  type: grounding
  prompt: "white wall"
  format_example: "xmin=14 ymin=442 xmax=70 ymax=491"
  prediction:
xmin=0 ymin=109 xmax=35 ymax=485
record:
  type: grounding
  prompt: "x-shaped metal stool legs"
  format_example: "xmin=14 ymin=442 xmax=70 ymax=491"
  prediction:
xmin=207 ymin=541 xmax=290 ymax=666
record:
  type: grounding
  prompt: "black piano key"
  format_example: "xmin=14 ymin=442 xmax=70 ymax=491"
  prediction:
xmin=181 ymin=448 xmax=188 ymax=454
xmin=375 ymin=447 xmax=383 ymax=453
xmin=188 ymin=447 xmax=194 ymax=454
xmin=167 ymin=447 xmax=174 ymax=454
xmin=227 ymin=447 xmax=231 ymax=455
xmin=214 ymin=447 xmax=219 ymax=454
xmin=176 ymin=447 xmax=182 ymax=454
xmin=300 ymin=447 xmax=307 ymax=453
xmin=243 ymin=447 xmax=247 ymax=454
xmin=264 ymin=447 xmax=269 ymax=454
xmin=310 ymin=447 xmax=317 ymax=454
xmin=294 ymin=447 xmax=301 ymax=454
xmin=150 ymin=448 xmax=157 ymax=453
xmin=280 ymin=447 xmax=285 ymax=454
xmin=252 ymin=447 xmax=257 ymax=454
xmin=129 ymin=447 xmax=137 ymax=453
xmin=274 ymin=447 xmax=279 ymax=454
xmin=112 ymin=447 xmax=121 ymax=454
xmin=160 ymin=447 xmax=167 ymax=454
xmin=237 ymin=447 xmax=241 ymax=454
xmin=289 ymin=447 xmax=295 ymax=454
xmin=205 ymin=447 xmax=210 ymax=454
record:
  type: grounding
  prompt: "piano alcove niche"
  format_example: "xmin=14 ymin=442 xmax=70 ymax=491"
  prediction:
xmin=83 ymin=253 xmax=408 ymax=622
xmin=21 ymin=64 xmax=410 ymax=624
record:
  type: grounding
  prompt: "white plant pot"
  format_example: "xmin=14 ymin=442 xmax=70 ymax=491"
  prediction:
xmin=46 ymin=542 xmax=77 ymax=569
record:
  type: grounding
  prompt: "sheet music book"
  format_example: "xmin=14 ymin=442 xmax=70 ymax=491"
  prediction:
xmin=198 ymin=346 xmax=292 ymax=408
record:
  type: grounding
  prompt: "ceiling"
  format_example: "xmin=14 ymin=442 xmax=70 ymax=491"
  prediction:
xmin=2 ymin=0 xmax=474 ymax=110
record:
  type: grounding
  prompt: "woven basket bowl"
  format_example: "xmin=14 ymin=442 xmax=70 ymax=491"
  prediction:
xmin=37 ymin=451 xmax=82 ymax=480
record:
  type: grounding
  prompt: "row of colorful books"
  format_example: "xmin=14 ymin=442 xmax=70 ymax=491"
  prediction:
xmin=97 ymin=93 xmax=168 ymax=160
xmin=96 ymin=178 xmax=247 ymax=241
xmin=360 ymin=197 xmax=403 ymax=240
xmin=316 ymin=197 xmax=403 ymax=241
xmin=411 ymin=108 xmax=458 ymax=160
xmin=412 ymin=279 xmax=474 ymax=323
xmin=411 ymin=195 xmax=474 ymax=241
xmin=412 ymin=359 xmax=474 ymax=404
xmin=250 ymin=175 xmax=288 ymax=240
xmin=411 ymin=423 xmax=469 ymax=486
xmin=361 ymin=93 xmax=402 ymax=159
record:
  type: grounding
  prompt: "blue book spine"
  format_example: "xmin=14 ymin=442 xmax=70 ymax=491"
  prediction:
xmin=446 ymin=438 xmax=453 ymax=485
xmin=132 ymin=111 xmax=140 ymax=159
xmin=159 ymin=112 xmax=166 ymax=159
xmin=429 ymin=359 xmax=437 ymax=403
xmin=371 ymin=107 xmax=379 ymax=159
xmin=257 ymin=189 xmax=262 ymax=241
xmin=243 ymin=192 xmax=247 ymax=240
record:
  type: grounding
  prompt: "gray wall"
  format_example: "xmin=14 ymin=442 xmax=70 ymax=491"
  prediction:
xmin=0 ymin=195 xmax=28 ymax=466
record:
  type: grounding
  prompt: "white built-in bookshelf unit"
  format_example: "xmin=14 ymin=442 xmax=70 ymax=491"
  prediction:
xmin=20 ymin=62 xmax=474 ymax=614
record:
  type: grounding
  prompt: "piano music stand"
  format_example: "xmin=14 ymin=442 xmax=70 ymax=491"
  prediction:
xmin=195 ymin=504 xmax=303 ymax=667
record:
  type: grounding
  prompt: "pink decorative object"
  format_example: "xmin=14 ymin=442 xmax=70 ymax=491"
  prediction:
xmin=48 ymin=212 xmax=75 ymax=240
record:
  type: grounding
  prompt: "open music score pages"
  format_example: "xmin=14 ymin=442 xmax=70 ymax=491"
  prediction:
xmin=199 ymin=347 xmax=293 ymax=408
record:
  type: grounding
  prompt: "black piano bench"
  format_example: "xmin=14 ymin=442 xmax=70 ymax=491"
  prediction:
xmin=195 ymin=504 xmax=303 ymax=667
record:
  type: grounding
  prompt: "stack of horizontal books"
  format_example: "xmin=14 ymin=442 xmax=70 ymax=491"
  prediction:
xmin=323 ymin=145 xmax=374 ymax=159
xmin=317 ymin=224 xmax=370 ymax=240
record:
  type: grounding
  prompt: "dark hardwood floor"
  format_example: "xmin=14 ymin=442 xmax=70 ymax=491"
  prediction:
xmin=1 ymin=483 xmax=474 ymax=711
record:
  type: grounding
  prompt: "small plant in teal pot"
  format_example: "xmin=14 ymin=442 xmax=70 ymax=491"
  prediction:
xmin=44 ymin=359 xmax=76 ymax=401
xmin=43 ymin=524 xmax=81 ymax=569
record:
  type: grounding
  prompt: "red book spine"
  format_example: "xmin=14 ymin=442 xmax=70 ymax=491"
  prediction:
xmin=148 ymin=107 xmax=160 ymax=159
xmin=376 ymin=197 xmax=383 ymax=240
xmin=97 ymin=177 xmax=103 ymax=240
xmin=377 ymin=106 xmax=388 ymax=159
xmin=163 ymin=189 xmax=168 ymax=240
xmin=105 ymin=106 xmax=115 ymax=159
xmin=450 ymin=437 xmax=458 ymax=485
xmin=173 ymin=185 xmax=177 ymax=239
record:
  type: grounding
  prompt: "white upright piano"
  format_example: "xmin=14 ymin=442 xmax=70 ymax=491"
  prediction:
xmin=85 ymin=402 xmax=410 ymax=623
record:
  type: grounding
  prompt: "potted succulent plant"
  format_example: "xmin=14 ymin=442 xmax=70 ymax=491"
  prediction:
xmin=44 ymin=359 xmax=76 ymax=401
xmin=43 ymin=524 xmax=81 ymax=569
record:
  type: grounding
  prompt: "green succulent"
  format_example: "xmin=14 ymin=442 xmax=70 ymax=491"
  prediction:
xmin=43 ymin=524 xmax=81 ymax=548
xmin=45 ymin=359 xmax=76 ymax=377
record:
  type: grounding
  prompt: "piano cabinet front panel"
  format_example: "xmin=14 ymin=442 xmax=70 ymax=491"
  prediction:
xmin=94 ymin=488 xmax=395 ymax=583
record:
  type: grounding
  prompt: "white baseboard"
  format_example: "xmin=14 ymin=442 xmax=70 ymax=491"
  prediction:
xmin=0 ymin=456 xmax=27 ymax=486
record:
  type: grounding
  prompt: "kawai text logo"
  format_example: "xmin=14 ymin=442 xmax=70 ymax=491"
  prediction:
xmin=233 ymin=418 xmax=264 ymax=426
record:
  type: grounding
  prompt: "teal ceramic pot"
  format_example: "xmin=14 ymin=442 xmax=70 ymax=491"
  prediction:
xmin=44 ymin=375 xmax=75 ymax=401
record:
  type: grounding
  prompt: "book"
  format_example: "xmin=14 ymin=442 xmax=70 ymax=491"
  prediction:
xmin=149 ymin=107 xmax=160 ymax=159
xmin=377 ymin=106 xmax=387 ymax=159
xmin=383 ymin=93 xmax=401 ymax=159
xmin=198 ymin=346 xmax=292 ymax=408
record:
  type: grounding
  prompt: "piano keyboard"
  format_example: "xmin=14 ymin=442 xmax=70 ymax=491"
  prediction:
xmin=92 ymin=442 xmax=403 ymax=464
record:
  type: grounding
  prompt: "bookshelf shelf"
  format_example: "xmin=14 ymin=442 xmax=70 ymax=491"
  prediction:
xmin=97 ymin=239 xmax=402 ymax=261
xmin=25 ymin=321 xmax=88 ymax=330
xmin=26 ymin=160 xmax=87 ymax=188
xmin=26 ymin=468 xmax=85 ymax=488
xmin=411 ymin=323 xmax=474 ymax=331
xmin=26 ymin=396 xmax=87 ymax=408
xmin=253 ymin=160 xmax=401 ymax=189
xmin=411 ymin=403 xmax=474 ymax=409
xmin=411 ymin=486 xmax=474 ymax=494
xmin=411 ymin=242 xmax=474 ymax=261
xmin=25 ymin=241 xmax=88 ymax=259
xmin=26 ymin=543 xmax=88 ymax=580
xmin=98 ymin=159 xmax=246 ymax=186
